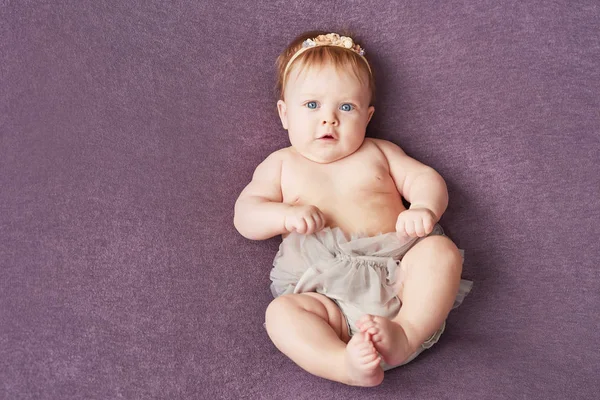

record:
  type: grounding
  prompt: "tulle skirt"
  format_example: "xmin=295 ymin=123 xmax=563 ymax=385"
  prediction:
xmin=269 ymin=225 xmax=473 ymax=370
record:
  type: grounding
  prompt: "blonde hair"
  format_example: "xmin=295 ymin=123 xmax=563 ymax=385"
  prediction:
xmin=276 ymin=31 xmax=375 ymax=104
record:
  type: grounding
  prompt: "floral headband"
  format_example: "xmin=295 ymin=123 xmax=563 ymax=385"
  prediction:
xmin=283 ymin=33 xmax=372 ymax=79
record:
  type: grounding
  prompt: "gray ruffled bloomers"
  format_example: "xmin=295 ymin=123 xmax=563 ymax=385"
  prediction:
xmin=269 ymin=225 xmax=473 ymax=370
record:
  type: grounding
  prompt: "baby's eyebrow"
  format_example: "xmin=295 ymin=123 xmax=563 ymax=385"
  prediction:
xmin=299 ymin=93 xmax=363 ymax=101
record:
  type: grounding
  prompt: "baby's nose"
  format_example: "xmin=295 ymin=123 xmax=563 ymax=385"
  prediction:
xmin=321 ymin=115 xmax=338 ymax=125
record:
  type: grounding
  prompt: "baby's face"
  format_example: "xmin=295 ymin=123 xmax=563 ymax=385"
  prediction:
xmin=277 ymin=63 xmax=374 ymax=164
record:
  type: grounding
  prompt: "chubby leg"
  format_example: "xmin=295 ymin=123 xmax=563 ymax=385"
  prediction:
xmin=265 ymin=292 xmax=384 ymax=386
xmin=356 ymin=235 xmax=463 ymax=366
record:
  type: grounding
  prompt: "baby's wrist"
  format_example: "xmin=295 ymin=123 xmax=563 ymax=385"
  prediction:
xmin=282 ymin=204 xmax=295 ymax=231
xmin=409 ymin=204 xmax=438 ymax=219
xmin=408 ymin=203 xmax=431 ymax=211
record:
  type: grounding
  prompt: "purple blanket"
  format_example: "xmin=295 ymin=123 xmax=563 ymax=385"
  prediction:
xmin=2 ymin=1 xmax=599 ymax=399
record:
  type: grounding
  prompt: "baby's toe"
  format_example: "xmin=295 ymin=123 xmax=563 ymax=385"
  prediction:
xmin=361 ymin=352 xmax=379 ymax=363
xmin=359 ymin=345 xmax=376 ymax=356
xmin=371 ymin=332 xmax=385 ymax=343
xmin=357 ymin=314 xmax=375 ymax=325
xmin=352 ymin=342 xmax=371 ymax=352
xmin=357 ymin=320 xmax=377 ymax=332
xmin=365 ymin=326 xmax=380 ymax=336
xmin=352 ymin=332 xmax=371 ymax=346
xmin=365 ymin=356 xmax=382 ymax=369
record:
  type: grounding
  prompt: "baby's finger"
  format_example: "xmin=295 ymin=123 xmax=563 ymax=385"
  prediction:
xmin=318 ymin=211 xmax=326 ymax=230
xmin=404 ymin=220 xmax=416 ymax=237
xmin=395 ymin=218 xmax=407 ymax=236
xmin=311 ymin=214 xmax=322 ymax=233
xmin=313 ymin=211 xmax=325 ymax=231
xmin=423 ymin=218 xmax=434 ymax=235
xmin=304 ymin=215 xmax=316 ymax=235
xmin=414 ymin=220 xmax=426 ymax=237
xmin=295 ymin=218 xmax=307 ymax=234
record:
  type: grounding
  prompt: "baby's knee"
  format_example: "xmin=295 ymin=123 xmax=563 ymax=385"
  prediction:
xmin=432 ymin=234 xmax=461 ymax=256
xmin=410 ymin=235 xmax=463 ymax=274
xmin=265 ymin=295 xmax=294 ymax=325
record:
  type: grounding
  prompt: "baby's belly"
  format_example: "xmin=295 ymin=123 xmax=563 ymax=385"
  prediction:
xmin=320 ymin=193 xmax=406 ymax=237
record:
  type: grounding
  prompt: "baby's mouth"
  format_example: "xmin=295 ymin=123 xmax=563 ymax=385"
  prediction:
xmin=318 ymin=133 xmax=336 ymax=140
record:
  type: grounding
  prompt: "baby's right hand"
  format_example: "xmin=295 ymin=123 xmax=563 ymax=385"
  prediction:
xmin=284 ymin=205 xmax=326 ymax=235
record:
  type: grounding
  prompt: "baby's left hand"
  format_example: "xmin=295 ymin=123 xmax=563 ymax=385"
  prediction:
xmin=395 ymin=207 xmax=436 ymax=238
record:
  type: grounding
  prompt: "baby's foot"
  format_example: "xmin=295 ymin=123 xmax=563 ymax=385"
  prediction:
xmin=356 ymin=315 xmax=413 ymax=367
xmin=343 ymin=331 xmax=384 ymax=387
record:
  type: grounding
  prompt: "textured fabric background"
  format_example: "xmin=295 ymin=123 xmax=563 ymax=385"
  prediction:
xmin=1 ymin=1 xmax=599 ymax=399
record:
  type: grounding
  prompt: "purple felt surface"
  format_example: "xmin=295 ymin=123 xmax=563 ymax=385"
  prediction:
xmin=1 ymin=1 xmax=599 ymax=399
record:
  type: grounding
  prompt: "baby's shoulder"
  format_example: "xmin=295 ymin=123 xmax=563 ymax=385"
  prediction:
xmin=265 ymin=146 xmax=310 ymax=167
xmin=252 ymin=147 xmax=294 ymax=177
xmin=364 ymin=137 xmax=407 ymax=158
xmin=259 ymin=147 xmax=294 ymax=165
xmin=365 ymin=137 xmax=404 ymax=152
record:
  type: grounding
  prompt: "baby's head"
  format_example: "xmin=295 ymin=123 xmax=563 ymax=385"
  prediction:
xmin=276 ymin=32 xmax=375 ymax=164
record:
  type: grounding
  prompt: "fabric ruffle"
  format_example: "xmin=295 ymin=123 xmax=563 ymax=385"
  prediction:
xmin=269 ymin=226 xmax=473 ymax=369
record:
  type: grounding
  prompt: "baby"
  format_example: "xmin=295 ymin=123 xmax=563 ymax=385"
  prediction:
xmin=234 ymin=31 xmax=472 ymax=387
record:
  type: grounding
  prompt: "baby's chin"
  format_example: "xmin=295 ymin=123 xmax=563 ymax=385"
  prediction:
xmin=293 ymin=146 xmax=357 ymax=164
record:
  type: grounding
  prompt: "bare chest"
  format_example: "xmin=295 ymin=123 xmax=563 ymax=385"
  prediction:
xmin=278 ymin=142 xmax=406 ymax=235
xmin=280 ymin=148 xmax=400 ymax=206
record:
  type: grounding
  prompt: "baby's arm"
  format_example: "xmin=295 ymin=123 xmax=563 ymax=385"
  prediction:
xmin=234 ymin=152 xmax=326 ymax=240
xmin=234 ymin=152 xmax=290 ymax=240
xmin=373 ymin=138 xmax=449 ymax=226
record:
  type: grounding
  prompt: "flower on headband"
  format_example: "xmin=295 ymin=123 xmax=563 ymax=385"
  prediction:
xmin=302 ymin=39 xmax=316 ymax=48
xmin=284 ymin=32 xmax=371 ymax=79
xmin=302 ymin=33 xmax=366 ymax=57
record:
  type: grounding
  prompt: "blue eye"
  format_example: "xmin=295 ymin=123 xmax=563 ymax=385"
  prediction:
xmin=340 ymin=103 xmax=354 ymax=112
xmin=306 ymin=101 xmax=318 ymax=109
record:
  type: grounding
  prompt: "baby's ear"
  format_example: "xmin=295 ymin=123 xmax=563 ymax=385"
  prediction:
xmin=367 ymin=106 xmax=375 ymax=124
xmin=277 ymin=100 xmax=288 ymax=130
